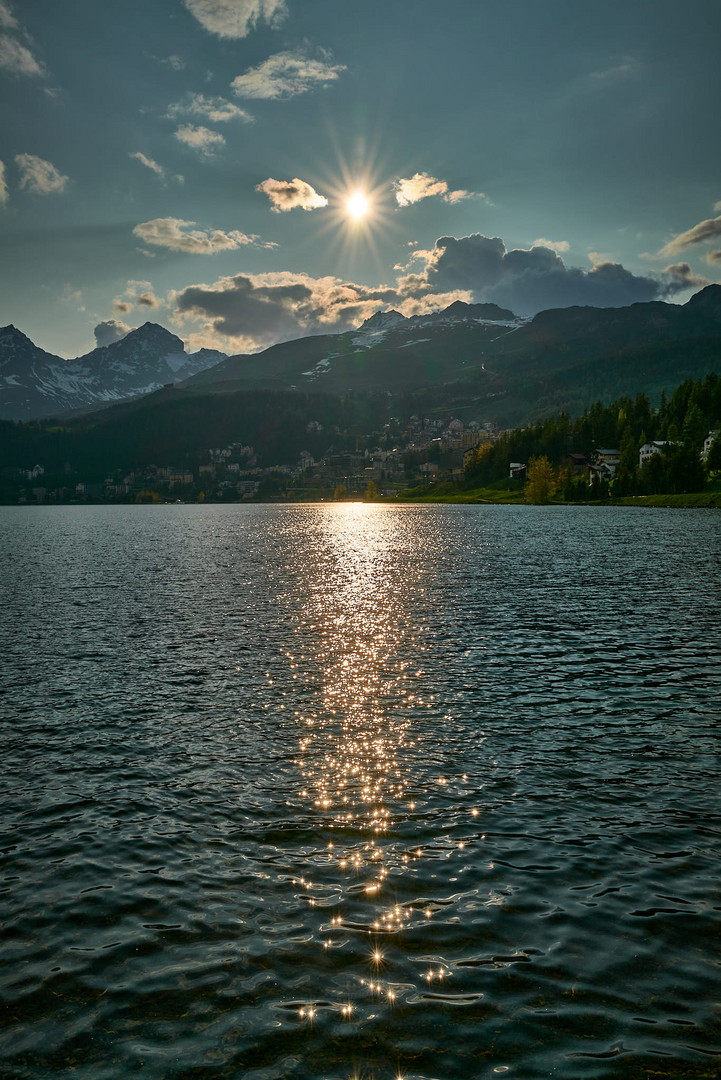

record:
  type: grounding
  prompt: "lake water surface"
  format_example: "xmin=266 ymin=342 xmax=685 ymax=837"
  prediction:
xmin=1 ymin=503 xmax=720 ymax=1080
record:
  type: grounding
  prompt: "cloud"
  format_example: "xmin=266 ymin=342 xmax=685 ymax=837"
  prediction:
xmin=587 ymin=250 xmax=616 ymax=267
xmin=660 ymin=214 xmax=721 ymax=256
xmin=394 ymin=172 xmax=484 ymax=207
xmin=15 ymin=153 xmax=68 ymax=194
xmin=130 ymin=151 xmax=165 ymax=177
xmin=662 ymin=262 xmax=710 ymax=289
xmin=112 ymin=280 xmax=162 ymax=312
xmin=0 ymin=2 xmax=17 ymax=29
xmin=167 ymin=93 xmax=253 ymax=123
xmin=94 ymin=320 xmax=133 ymax=347
xmin=703 ymin=250 xmax=721 ymax=267
xmin=170 ymin=266 xmax=480 ymax=351
xmin=174 ymin=124 xmax=225 ymax=156
xmin=231 ymin=49 xmax=346 ymax=99
xmin=394 ymin=173 xmax=449 ymax=206
xmin=588 ymin=55 xmax=640 ymax=85
xmin=171 ymin=271 xmax=406 ymax=349
xmin=255 ymin=177 xmax=328 ymax=212
xmin=165 ymin=229 xmax=699 ymax=353
xmin=162 ymin=54 xmax=185 ymax=71
xmin=0 ymin=34 xmax=44 ymax=76
xmin=133 ymin=217 xmax=274 ymax=254
xmin=533 ymin=237 xmax=570 ymax=253
xmin=183 ymin=0 xmax=287 ymax=38
xmin=444 ymin=189 xmax=475 ymax=204
xmin=61 ymin=286 xmax=84 ymax=312
xmin=409 ymin=233 xmax=679 ymax=314
xmin=0 ymin=160 xmax=7 ymax=204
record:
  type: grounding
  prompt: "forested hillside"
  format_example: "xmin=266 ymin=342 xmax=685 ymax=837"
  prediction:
xmin=464 ymin=374 xmax=721 ymax=497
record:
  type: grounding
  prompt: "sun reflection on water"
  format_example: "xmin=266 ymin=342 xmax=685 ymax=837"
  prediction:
xmin=283 ymin=504 xmax=456 ymax=1038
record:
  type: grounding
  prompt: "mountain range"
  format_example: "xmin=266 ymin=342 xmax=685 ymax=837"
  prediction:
xmin=178 ymin=286 xmax=721 ymax=425
xmin=2 ymin=287 xmax=721 ymax=428
xmin=0 ymin=322 xmax=226 ymax=421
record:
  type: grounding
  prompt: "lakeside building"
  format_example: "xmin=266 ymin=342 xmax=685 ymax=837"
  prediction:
xmin=589 ymin=449 xmax=620 ymax=484
xmin=639 ymin=441 xmax=676 ymax=467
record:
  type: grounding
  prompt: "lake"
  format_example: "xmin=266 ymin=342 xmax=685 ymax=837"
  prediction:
xmin=1 ymin=503 xmax=720 ymax=1080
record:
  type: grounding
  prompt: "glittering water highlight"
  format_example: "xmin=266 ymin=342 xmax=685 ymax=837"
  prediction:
xmin=1 ymin=503 xmax=720 ymax=1080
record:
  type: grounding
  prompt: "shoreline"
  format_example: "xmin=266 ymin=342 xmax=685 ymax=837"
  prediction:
xmin=3 ymin=491 xmax=720 ymax=509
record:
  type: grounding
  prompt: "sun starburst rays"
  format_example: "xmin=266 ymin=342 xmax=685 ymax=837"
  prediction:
xmin=306 ymin=151 xmax=401 ymax=275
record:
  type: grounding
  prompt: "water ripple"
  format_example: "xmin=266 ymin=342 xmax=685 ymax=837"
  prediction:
xmin=1 ymin=503 xmax=720 ymax=1079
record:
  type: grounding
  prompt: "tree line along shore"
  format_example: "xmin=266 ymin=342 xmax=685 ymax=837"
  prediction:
xmin=1 ymin=374 xmax=719 ymax=508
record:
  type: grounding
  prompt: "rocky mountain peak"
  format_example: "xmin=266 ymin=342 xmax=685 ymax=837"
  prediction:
xmin=360 ymin=309 xmax=408 ymax=331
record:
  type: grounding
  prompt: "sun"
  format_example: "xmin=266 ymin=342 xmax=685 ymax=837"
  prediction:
xmin=346 ymin=188 xmax=370 ymax=220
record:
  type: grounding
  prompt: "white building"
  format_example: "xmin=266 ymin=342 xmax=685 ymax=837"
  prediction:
xmin=639 ymin=441 xmax=674 ymax=468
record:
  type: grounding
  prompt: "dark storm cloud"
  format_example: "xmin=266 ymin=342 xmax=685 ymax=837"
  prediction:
xmin=421 ymin=234 xmax=679 ymax=313
xmin=423 ymin=235 xmax=506 ymax=291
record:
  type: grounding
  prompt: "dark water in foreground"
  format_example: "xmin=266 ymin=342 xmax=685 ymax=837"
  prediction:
xmin=1 ymin=503 xmax=720 ymax=1080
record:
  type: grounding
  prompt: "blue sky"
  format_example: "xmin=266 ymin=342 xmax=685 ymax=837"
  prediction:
xmin=1 ymin=0 xmax=720 ymax=357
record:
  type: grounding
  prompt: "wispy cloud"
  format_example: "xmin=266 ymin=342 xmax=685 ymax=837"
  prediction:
xmin=167 ymin=92 xmax=254 ymax=124
xmin=174 ymin=124 xmax=226 ymax=156
xmin=703 ymin=250 xmax=721 ymax=267
xmin=0 ymin=160 xmax=7 ymax=204
xmin=394 ymin=172 xmax=485 ymax=207
xmin=0 ymin=2 xmax=18 ymax=29
xmin=0 ymin=34 xmax=44 ymax=76
xmin=0 ymin=2 xmax=46 ymax=76
xmin=113 ymin=279 xmax=162 ymax=312
xmin=129 ymin=151 xmax=165 ymax=178
xmin=15 ymin=153 xmax=68 ymax=194
xmin=588 ymin=55 xmax=640 ymax=85
xmin=231 ymin=49 xmax=346 ymax=100
xmin=183 ymin=0 xmax=287 ymax=38
xmin=660 ymin=214 xmax=721 ymax=256
xmin=161 ymin=54 xmax=185 ymax=71
xmin=133 ymin=217 xmax=275 ymax=254
xmin=256 ymin=177 xmax=328 ymax=212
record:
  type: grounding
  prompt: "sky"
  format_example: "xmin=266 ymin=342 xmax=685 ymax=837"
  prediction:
xmin=1 ymin=0 xmax=720 ymax=359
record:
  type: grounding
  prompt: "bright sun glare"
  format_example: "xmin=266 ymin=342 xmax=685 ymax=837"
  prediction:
xmin=346 ymin=189 xmax=370 ymax=220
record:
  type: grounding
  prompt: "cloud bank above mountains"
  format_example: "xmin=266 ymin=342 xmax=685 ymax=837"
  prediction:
xmin=417 ymin=234 xmax=680 ymax=313
xmin=162 ymin=231 xmax=698 ymax=352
